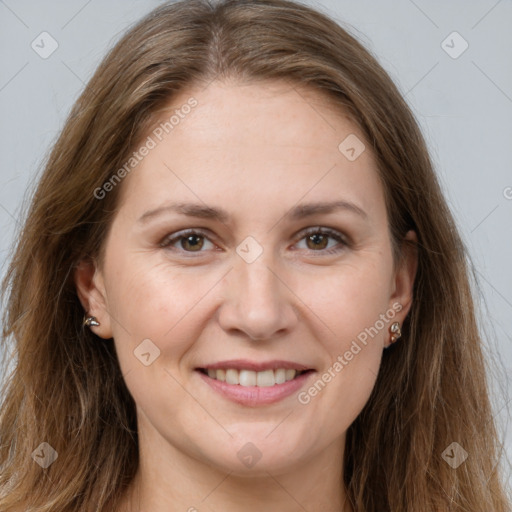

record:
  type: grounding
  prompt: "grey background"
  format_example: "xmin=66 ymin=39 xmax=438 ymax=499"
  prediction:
xmin=1 ymin=0 xmax=511 ymax=486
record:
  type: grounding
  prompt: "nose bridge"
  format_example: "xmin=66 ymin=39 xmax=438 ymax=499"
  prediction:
xmin=235 ymin=234 xmax=281 ymax=300
xmin=240 ymin=254 xmax=279 ymax=303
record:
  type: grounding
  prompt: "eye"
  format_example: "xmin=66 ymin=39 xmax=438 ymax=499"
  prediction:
xmin=294 ymin=227 xmax=348 ymax=254
xmin=159 ymin=227 xmax=348 ymax=256
xmin=159 ymin=229 xmax=216 ymax=253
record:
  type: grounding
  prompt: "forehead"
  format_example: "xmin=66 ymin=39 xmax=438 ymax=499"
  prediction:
xmin=115 ymin=79 xmax=384 ymax=223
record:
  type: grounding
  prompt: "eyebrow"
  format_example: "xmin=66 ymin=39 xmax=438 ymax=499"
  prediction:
xmin=137 ymin=199 xmax=368 ymax=225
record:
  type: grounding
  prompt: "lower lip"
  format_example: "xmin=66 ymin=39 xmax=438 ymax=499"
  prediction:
xmin=196 ymin=370 xmax=315 ymax=406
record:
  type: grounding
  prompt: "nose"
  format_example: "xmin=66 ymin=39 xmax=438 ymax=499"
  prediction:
xmin=217 ymin=254 xmax=299 ymax=341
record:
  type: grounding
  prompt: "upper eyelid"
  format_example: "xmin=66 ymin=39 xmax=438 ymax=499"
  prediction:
xmin=161 ymin=227 xmax=215 ymax=244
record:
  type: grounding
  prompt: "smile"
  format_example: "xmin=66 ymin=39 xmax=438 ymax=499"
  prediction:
xmin=195 ymin=360 xmax=315 ymax=406
xmin=198 ymin=368 xmax=310 ymax=387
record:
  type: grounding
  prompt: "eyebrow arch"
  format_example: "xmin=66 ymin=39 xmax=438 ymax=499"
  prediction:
xmin=286 ymin=200 xmax=368 ymax=221
xmin=137 ymin=199 xmax=368 ymax=225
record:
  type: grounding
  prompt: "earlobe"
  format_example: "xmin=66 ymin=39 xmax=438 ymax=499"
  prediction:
xmin=73 ymin=258 xmax=113 ymax=339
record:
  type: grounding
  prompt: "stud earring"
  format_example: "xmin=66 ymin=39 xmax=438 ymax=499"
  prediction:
xmin=389 ymin=322 xmax=402 ymax=344
xmin=83 ymin=315 xmax=100 ymax=328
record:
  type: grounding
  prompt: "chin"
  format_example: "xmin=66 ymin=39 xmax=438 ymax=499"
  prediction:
xmin=193 ymin=428 xmax=314 ymax=476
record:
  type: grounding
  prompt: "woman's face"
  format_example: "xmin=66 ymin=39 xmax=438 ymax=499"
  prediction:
xmin=76 ymin=79 xmax=415 ymax=475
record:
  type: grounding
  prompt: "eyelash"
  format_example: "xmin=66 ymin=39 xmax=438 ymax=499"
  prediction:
xmin=159 ymin=227 xmax=349 ymax=256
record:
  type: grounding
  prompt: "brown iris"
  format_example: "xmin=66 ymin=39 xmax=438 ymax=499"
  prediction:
xmin=306 ymin=233 xmax=329 ymax=250
xmin=181 ymin=234 xmax=204 ymax=251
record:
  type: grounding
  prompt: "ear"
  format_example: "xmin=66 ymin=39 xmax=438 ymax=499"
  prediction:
xmin=389 ymin=229 xmax=418 ymax=325
xmin=74 ymin=258 xmax=113 ymax=339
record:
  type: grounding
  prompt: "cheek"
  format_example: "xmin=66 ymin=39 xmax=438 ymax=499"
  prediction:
xmin=106 ymin=255 xmax=221 ymax=369
xmin=293 ymin=253 xmax=393 ymax=345
xmin=291 ymin=256 xmax=391 ymax=418
xmin=107 ymin=254 xmax=182 ymax=331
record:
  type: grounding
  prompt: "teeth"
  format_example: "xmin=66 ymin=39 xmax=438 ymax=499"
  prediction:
xmin=275 ymin=368 xmax=286 ymax=384
xmin=256 ymin=369 xmax=275 ymax=387
xmin=239 ymin=370 xmax=256 ymax=386
xmin=205 ymin=368 xmax=302 ymax=386
xmin=225 ymin=369 xmax=239 ymax=385
xmin=285 ymin=369 xmax=296 ymax=381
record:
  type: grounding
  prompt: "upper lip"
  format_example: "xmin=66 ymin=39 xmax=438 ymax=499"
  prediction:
xmin=197 ymin=359 xmax=313 ymax=372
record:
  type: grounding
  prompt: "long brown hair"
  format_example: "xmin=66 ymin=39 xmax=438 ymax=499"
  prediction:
xmin=0 ymin=1 xmax=510 ymax=510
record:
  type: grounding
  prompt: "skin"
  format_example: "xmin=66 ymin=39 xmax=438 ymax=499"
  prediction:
xmin=75 ymin=78 xmax=417 ymax=512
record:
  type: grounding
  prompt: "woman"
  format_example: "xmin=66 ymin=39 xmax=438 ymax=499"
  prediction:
xmin=0 ymin=0 xmax=509 ymax=510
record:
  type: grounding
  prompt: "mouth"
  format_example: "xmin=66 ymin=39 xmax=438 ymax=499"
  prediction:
xmin=196 ymin=367 xmax=314 ymax=387
xmin=194 ymin=360 xmax=316 ymax=406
